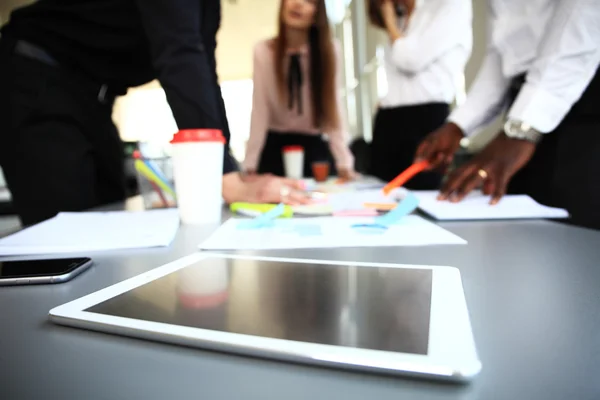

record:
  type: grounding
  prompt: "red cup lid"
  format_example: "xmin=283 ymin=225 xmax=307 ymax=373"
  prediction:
xmin=283 ymin=145 xmax=304 ymax=152
xmin=171 ymin=129 xmax=225 ymax=144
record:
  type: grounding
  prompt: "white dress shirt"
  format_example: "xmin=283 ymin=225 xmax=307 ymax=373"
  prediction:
xmin=379 ymin=0 xmax=472 ymax=108
xmin=450 ymin=0 xmax=600 ymax=136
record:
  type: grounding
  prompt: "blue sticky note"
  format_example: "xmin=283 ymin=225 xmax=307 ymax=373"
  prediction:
xmin=237 ymin=203 xmax=286 ymax=229
xmin=374 ymin=192 xmax=419 ymax=227
xmin=352 ymin=193 xmax=419 ymax=231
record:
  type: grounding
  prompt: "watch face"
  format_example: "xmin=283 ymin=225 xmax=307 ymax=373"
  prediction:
xmin=504 ymin=120 xmax=540 ymax=142
xmin=504 ymin=120 xmax=518 ymax=137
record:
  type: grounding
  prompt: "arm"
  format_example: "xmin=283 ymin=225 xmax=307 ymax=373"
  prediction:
xmin=242 ymin=43 xmax=271 ymax=172
xmin=448 ymin=48 xmax=512 ymax=137
xmin=507 ymin=0 xmax=600 ymax=133
xmin=389 ymin=0 xmax=472 ymax=74
xmin=327 ymin=41 xmax=354 ymax=171
xmin=447 ymin=1 xmax=511 ymax=137
xmin=135 ymin=0 xmax=237 ymax=173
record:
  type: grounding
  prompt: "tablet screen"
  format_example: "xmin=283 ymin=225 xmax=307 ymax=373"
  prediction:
xmin=86 ymin=258 xmax=432 ymax=355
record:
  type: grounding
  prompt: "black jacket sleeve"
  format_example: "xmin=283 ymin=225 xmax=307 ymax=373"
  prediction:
xmin=135 ymin=0 xmax=238 ymax=173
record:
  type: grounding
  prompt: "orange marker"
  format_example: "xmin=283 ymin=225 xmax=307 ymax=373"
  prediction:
xmin=382 ymin=160 xmax=430 ymax=196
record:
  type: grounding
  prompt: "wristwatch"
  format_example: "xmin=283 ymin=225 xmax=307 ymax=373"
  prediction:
xmin=503 ymin=120 xmax=542 ymax=143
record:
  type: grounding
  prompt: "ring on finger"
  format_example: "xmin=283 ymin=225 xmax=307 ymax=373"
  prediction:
xmin=477 ymin=169 xmax=488 ymax=179
xmin=279 ymin=186 xmax=291 ymax=203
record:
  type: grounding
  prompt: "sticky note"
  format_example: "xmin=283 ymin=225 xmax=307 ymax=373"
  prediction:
xmin=237 ymin=203 xmax=287 ymax=229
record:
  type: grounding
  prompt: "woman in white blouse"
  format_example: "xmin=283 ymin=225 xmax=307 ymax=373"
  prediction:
xmin=367 ymin=0 xmax=472 ymax=188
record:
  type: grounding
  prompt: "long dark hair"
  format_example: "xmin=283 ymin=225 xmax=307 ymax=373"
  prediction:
xmin=367 ymin=0 xmax=386 ymax=29
xmin=273 ymin=0 xmax=340 ymax=131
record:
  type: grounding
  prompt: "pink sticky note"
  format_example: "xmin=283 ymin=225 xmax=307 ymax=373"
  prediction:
xmin=333 ymin=209 xmax=379 ymax=217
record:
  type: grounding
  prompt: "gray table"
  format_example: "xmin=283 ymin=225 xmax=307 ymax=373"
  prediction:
xmin=1 ymin=200 xmax=599 ymax=400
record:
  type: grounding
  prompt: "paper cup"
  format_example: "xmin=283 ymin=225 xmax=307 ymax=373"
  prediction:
xmin=170 ymin=129 xmax=224 ymax=224
xmin=283 ymin=145 xmax=304 ymax=179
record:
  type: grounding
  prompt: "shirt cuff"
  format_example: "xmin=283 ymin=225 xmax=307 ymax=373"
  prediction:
xmin=507 ymin=82 xmax=571 ymax=133
xmin=448 ymin=107 xmax=479 ymax=137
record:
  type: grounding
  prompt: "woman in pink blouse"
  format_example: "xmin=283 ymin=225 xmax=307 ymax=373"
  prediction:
xmin=243 ymin=0 xmax=355 ymax=180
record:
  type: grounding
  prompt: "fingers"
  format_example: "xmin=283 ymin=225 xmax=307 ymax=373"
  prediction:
xmin=433 ymin=152 xmax=447 ymax=170
xmin=256 ymin=176 xmax=312 ymax=205
xmin=415 ymin=140 xmax=453 ymax=171
xmin=414 ymin=140 xmax=431 ymax=163
xmin=490 ymin=180 xmax=507 ymax=205
xmin=438 ymin=163 xmax=478 ymax=201
xmin=451 ymin=168 xmax=485 ymax=202
xmin=285 ymin=189 xmax=312 ymax=206
xmin=280 ymin=177 xmax=305 ymax=191
xmin=482 ymin=179 xmax=495 ymax=196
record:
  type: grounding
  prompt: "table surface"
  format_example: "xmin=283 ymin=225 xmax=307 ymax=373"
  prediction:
xmin=1 ymin=199 xmax=600 ymax=400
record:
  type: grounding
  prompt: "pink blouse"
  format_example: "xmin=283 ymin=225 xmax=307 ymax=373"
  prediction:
xmin=243 ymin=39 xmax=354 ymax=171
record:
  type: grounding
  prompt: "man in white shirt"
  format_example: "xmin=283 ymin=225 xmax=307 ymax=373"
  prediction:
xmin=415 ymin=0 xmax=600 ymax=229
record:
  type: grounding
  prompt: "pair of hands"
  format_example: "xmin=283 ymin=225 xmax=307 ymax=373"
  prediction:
xmin=415 ymin=123 xmax=537 ymax=204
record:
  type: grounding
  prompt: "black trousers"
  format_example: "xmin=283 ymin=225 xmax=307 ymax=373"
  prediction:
xmin=507 ymin=68 xmax=600 ymax=230
xmin=257 ymin=130 xmax=337 ymax=178
xmin=0 ymin=39 xmax=126 ymax=226
xmin=369 ymin=103 xmax=449 ymax=189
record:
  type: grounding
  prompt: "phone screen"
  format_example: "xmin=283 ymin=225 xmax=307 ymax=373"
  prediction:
xmin=0 ymin=258 xmax=91 ymax=278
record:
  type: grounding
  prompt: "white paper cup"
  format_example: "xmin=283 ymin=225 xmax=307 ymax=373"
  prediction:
xmin=283 ymin=145 xmax=304 ymax=179
xmin=170 ymin=129 xmax=224 ymax=225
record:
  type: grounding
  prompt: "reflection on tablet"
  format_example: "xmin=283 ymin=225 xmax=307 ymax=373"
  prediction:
xmin=86 ymin=258 xmax=432 ymax=355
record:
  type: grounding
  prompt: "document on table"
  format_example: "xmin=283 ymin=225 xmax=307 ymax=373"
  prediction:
xmin=0 ymin=209 xmax=180 ymax=255
xmin=199 ymin=215 xmax=466 ymax=251
xmin=412 ymin=190 xmax=569 ymax=220
xmin=326 ymin=189 xmax=403 ymax=212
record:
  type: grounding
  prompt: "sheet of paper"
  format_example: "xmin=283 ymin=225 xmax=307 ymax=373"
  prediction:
xmin=412 ymin=190 xmax=569 ymax=220
xmin=199 ymin=215 xmax=466 ymax=250
xmin=326 ymin=188 xmax=404 ymax=212
xmin=303 ymin=177 xmax=384 ymax=193
xmin=0 ymin=209 xmax=180 ymax=255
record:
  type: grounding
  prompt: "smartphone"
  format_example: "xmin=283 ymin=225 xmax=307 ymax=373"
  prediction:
xmin=0 ymin=257 xmax=93 ymax=286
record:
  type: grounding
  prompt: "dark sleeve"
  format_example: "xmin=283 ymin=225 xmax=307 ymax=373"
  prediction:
xmin=135 ymin=0 xmax=238 ymax=173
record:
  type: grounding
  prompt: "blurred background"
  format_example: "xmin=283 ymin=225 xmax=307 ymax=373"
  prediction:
xmin=0 ymin=0 xmax=503 ymax=191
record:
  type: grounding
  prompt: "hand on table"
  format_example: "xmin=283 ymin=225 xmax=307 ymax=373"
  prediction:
xmin=438 ymin=133 xmax=537 ymax=205
xmin=337 ymin=168 xmax=359 ymax=183
xmin=223 ymin=172 xmax=312 ymax=206
xmin=414 ymin=122 xmax=464 ymax=171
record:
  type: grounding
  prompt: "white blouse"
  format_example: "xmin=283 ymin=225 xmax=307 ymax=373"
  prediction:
xmin=379 ymin=0 xmax=473 ymax=108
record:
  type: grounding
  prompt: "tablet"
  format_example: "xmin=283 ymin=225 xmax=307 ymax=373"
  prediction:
xmin=49 ymin=254 xmax=481 ymax=382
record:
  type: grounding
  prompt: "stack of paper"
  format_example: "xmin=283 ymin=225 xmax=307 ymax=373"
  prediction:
xmin=412 ymin=190 xmax=569 ymax=220
xmin=199 ymin=215 xmax=466 ymax=250
xmin=0 ymin=209 xmax=180 ymax=255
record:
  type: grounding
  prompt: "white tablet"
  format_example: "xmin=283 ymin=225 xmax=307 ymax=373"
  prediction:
xmin=49 ymin=254 xmax=481 ymax=382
